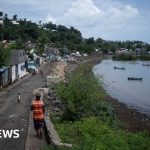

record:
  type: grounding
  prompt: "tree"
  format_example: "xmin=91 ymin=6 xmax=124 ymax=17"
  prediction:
xmin=0 ymin=44 xmax=11 ymax=67
xmin=4 ymin=14 xmax=8 ymax=19
xmin=39 ymin=20 xmax=42 ymax=26
xmin=0 ymin=12 xmax=3 ymax=17
xmin=43 ymin=22 xmax=57 ymax=30
xmin=13 ymin=15 xmax=18 ymax=21
xmin=37 ymin=36 xmax=48 ymax=55
xmin=86 ymin=37 xmax=95 ymax=45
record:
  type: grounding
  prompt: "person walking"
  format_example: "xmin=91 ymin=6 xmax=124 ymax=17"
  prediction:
xmin=31 ymin=92 xmax=45 ymax=138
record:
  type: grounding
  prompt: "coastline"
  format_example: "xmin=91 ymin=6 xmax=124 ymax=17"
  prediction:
xmin=74 ymin=53 xmax=150 ymax=132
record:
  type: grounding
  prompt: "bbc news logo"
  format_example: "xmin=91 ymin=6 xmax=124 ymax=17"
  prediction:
xmin=0 ymin=130 xmax=20 ymax=138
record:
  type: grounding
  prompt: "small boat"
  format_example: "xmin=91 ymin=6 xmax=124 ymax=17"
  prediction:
xmin=128 ymin=77 xmax=143 ymax=81
xmin=114 ymin=66 xmax=125 ymax=70
xmin=142 ymin=64 xmax=150 ymax=66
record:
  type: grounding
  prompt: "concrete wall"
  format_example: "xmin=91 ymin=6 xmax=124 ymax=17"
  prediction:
xmin=11 ymin=65 xmax=16 ymax=82
xmin=9 ymin=49 xmax=27 ymax=65
xmin=18 ymin=62 xmax=27 ymax=78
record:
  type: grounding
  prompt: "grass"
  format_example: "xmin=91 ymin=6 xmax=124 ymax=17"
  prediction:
xmin=43 ymin=63 xmax=150 ymax=150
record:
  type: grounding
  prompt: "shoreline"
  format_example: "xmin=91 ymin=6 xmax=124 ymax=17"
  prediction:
xmin=76 ymin=53 xmax=150 ymax=132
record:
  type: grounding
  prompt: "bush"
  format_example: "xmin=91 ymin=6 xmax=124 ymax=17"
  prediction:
xmin=54 ymin=64 xmax=116 ymax=123
xmin=140 ymin=55 xmax=150 ymax=60
xmin=113 ymin=54 xmax=137 ymax=61
xmin=48 ymin=64 xmax=150 ymax=150
xmin=53 ymin=117 xmax=150 ymax=150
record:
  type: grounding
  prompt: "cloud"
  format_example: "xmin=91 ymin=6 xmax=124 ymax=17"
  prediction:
xmin=46 ymin=0 xmax=139 ymax=31
xmin=106 ymin=5 xmax=138 ymax=23
xmin=1 ymin=0 xmax=149 ymax=42
xmin=46 ymin=15 xmax=57 ymax=23
xmin=46 ymin=0 xmax=101 ymax=27
xmin=44 ymin=0 xmax=140 ymax=41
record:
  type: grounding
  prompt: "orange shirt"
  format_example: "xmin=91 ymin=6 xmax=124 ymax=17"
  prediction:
xmin=31 ymin=100 xmax=44 ymax=120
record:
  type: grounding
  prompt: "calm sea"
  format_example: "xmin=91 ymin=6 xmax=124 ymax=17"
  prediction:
xmin=93 ymin=59 xmax=150 ymax=114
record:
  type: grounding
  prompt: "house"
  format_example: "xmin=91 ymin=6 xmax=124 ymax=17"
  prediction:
xmin=0 ymin=66 xmax=10 ymax=87
xmin=135 ymin=48 xmax=142 ymax=55
xmin=25 ymin=41 xmax=36 ymax=50
xmin=0 ymin=19 xmax=3 ymax=25
xmin=45 ymin=46 xmax=60 ymax=61
xmin=115 ymin=48 xmax=130 ymax=54
xmin=2 ymin=40 xmax=8 ymax=48
xmin=9 ymin=49 xmax=27 ymax=82
xmin=11 ymin=20 xmax=19 ymax=25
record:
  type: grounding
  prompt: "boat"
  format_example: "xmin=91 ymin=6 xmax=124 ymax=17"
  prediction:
xmin=142 ymin=64 xmax=150 ymax=66
xmin=128 ymin=77 xmax=143 ymax=81
xmin=114 ymin=66 xmax=125 ymax=70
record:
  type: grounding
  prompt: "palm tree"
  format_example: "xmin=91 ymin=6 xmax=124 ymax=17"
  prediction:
xmin=4 ymin=14 xmax=8 ymax=19
xmin=39 ymin=20 xmax=42 ymax=26
xmin=13 ymin=15 xmax=18 ymax=21
xmin=0 ymin=12 xmax=3 ymax=17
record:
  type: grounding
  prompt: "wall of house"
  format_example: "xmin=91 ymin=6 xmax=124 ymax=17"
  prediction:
xmin=18 ymin=62 xmax=27 ymax=78
xmin=11 ymin=65 xmax=16 ymax=82
xmin=0 ymin=68 xmax=9 ymax=86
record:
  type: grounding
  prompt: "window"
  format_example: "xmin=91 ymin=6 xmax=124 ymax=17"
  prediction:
xmin=20 ymin=51 xmax=22 ymax=56
xmin=21 ymin=65 xmax=25 ymax=70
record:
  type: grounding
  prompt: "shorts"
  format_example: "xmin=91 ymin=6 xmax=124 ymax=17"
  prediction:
xmin=33 ymin=120 xmax=44 ymax=130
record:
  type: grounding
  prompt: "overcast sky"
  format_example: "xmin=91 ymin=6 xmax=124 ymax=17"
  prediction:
xmin=1 ymin=0 xmax=150 ymax=42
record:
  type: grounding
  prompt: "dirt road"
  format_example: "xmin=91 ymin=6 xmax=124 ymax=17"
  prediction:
xmin=0 ymin=74 xmax=46 ymax=150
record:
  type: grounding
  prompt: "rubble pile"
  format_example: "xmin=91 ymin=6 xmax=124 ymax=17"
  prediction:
xmin=47 ymin=60 xmax=67 ymax=86
xmin=50 ymin=60 xmax=67 ymax=80
xmin=33 ymin=88 xmax=49 ymax=95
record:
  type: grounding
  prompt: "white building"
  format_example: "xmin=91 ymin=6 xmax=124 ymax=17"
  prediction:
xmin=9 ymin=50 xmax=27 ymax=82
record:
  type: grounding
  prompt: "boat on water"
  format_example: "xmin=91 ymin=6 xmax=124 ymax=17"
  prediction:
xmin=114 ymin=66 xmax=125 ymax=70
xmin=128 ymin=77 xmax=143 ymax=81
xmin=142 ymin=64 xmax=150 ymax=66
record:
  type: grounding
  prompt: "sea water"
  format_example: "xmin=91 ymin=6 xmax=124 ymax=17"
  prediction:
xmin=93 ymin=59 xmax=150 ymax=114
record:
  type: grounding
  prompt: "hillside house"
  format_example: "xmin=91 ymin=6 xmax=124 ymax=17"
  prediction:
xmin=0 ymin=66 xmax=9 ymax=87
xmin=9 ymin=49 xmax=27 ymax=82
xmin=115 ymin=48 xmax=130 ymax=54
xmin=45 ymin=46 xmax=60 ymax=61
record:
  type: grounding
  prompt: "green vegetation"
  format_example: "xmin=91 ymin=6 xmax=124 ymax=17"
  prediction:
xmin=54 ymin=64 xmax=116 ymax=124
xmin=0 ymin=44 xmax=11 ymax=67
xmin=46 ymin=64 xmax=150 ymax=150
xmin=0 ymin=12 xmax=150 ymax=55
xmin=140 ymin=55 xmax=150 ymax=60
xmin=51 ymin=117 xmax=150 ymax=150
xmin=113 ymin=54 xmax=150 ymax=61
xmin=112 ymin=54 xmax=138 ymax=61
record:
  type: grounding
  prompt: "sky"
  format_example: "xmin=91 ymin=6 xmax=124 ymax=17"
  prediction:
xmin=1 ymin=0 xmax=150 ymax=43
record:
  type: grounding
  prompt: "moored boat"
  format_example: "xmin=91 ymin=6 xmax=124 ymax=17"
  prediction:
xmin=128 ymin=77 xmax=143 ymax=81
xmin=114 ymin=66 xmax=125 ymax=70
xmin=142 ymin=64 xmax=150 ymax=66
